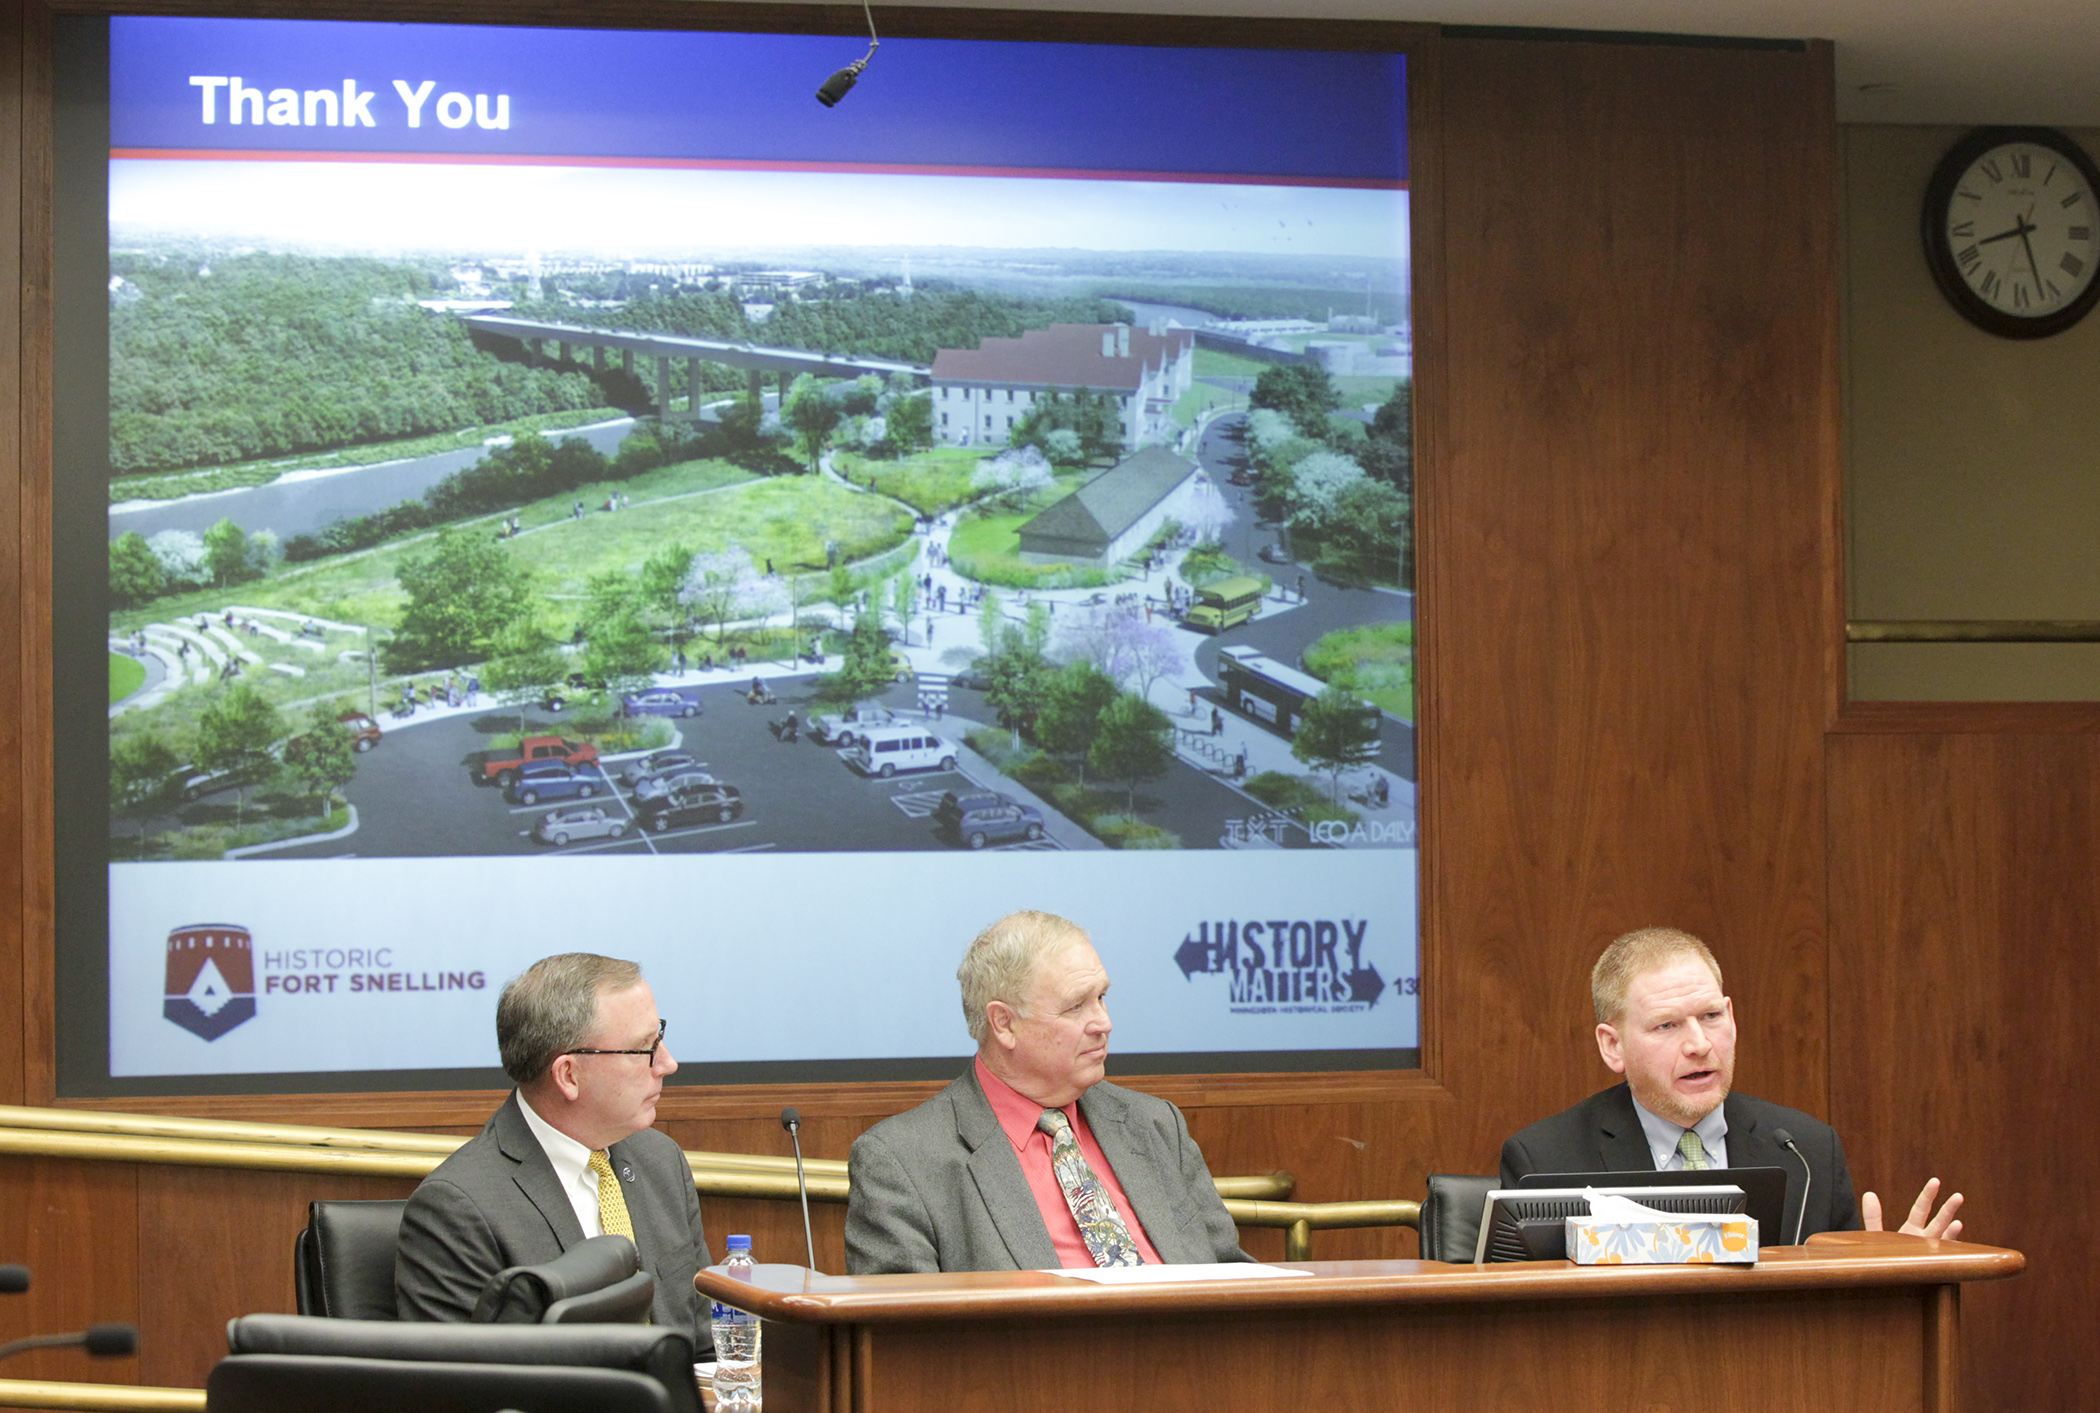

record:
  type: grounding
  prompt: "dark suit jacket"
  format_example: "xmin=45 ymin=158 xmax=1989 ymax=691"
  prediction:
xmin=844 ymin=1068 xmax=1251 ymax=1274
xmin=394 ymin=1092 xmax=712 ymax=1345
xmin=1499 ymin=1083 xmax=1858 ymax=1241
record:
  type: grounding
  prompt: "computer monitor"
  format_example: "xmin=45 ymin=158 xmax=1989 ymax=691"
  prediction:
xmin=1474 ymin=1185 xmax=1749 ymax=1263
xmin=1517 ymin=1166 xmax=1790 ymax=1241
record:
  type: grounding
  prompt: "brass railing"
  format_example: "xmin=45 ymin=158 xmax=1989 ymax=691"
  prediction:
xmin=1847 ymin=620 xmax=2100 ymax=642
xmin=0 ymin=1104 xmax=1307 ymax=1207
xmin=0 ymin=1380 xmax=203 ymax=1411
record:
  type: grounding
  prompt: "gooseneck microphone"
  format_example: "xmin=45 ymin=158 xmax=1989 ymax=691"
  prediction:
xmin=1772 ymin=1128 xmax=1812 ymax=1246
xmin=0 ymin=1322 xmax=138 ymax=1362
xmin=780 ymin=1107 xmax=817 ymax=1270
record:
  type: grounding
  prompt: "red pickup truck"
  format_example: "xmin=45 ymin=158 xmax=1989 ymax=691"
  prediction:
xmin=482 ymin=735 xmax=600 ymax=788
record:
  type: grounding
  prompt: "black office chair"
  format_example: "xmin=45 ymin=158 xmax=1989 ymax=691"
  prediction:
xmin=206 ymin=1354 xmax=675 ymax=1413
xmin=1418 ymin=1174 xmax=1500 ymax=1263
xmin=471 ymin=1234 xmax=654 ymax=1325
xmin=293 ymin=1200 xmax=408 ymax=1319
xmin=225 ymin=1315 xmax=701 ymax=1413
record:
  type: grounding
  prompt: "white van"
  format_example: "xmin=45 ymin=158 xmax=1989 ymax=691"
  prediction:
xmin=847 ymin=724 xmax=958 ymax=778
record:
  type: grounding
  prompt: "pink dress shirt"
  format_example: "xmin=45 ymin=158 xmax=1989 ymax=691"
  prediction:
xmin=974 ymin=1055 xmax=1163 ymax=1268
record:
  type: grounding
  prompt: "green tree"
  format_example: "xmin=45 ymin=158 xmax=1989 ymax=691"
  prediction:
xmin=195 ymin=684 xmax=284 ymax=827
xmin=579 ymin=575 xmax=669 ymax=701
xmin=1088 ymin=693 xmax=1175 ymax=813
xmin=1035 ymin=662 xmax=1120 ymax=780
xmin=640 ymin=541 xmax=698 ymax=622
xmin=1251 ymin=364 xmax=1341 ymax=439
xmin=783 ymin=374 xmax=842 ymax=471
xmin=716 ymin=389 xmax=765 ymax=448
xmin=978 ymin=603 xmax=1053 ymax=741
xmin=884 ymin=390 xmax=934 ymax=454
xmin=821 ymin=610 xmax=899 ymax=704
xmin=385 ymin=528 xmax=537 ymax=673
xmin=108 ymin=531 xmax=166 ymax=608
xmin=279 ymin=706 xmax=358 ymax=819
xmin=203 ymin=517 xmax=256 ymax=587
xmin=482 ymin=620 xmax=568 ymax=736
xmin=1292 ymin=684 xmax=1383 ymax=802
xmin=109 ymin=730 xmax=177 ymax=857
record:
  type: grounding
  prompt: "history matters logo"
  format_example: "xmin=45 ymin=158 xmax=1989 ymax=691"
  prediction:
xmin=1174 ymin=917 xmax=1395 ymax=1015
xmin=162 ymin=923 xmax=258 ymax=1041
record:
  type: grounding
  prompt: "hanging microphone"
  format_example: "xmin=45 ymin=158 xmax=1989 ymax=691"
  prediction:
xmin=816 ymin=0 xmax=880 ymax=107
xmin=1772 ymin=1128 xmax=1812 ymax=1246
xmin=0 ymin=1322 xmax=138 ymax=1363
xmin=0 ymin=1266 xmax=28 ymax=1295
xmin=780 ymin=1107 xmax=818 ymax=1270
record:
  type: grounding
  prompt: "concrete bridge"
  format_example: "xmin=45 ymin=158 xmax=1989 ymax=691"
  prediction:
xmin=460 ymin=315 xmax=930 ymax=421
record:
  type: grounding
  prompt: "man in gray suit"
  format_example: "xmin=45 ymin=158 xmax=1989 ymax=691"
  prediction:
xmin=846 ymin=910 xmax=1248 ymax=1273
xmin=395 ymin=953 xmax=711 ymax=1342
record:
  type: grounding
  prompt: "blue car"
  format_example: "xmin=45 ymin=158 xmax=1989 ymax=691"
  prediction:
xmin=621 ymin=688 xmax=702 ymax=718
xmin=507 ymin=759 xmax=602 ymax=806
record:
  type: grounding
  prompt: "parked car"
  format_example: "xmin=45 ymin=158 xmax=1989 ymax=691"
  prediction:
xmin=623 ymin=749 xmax=702 ymax=787
xmin=544 ymin=672 xmax=606 ymax=713
xmin=810 ymin=704 xmax=908 ymax=748
xmin=637 ymin=782 xmax=745 ymax=832
xmin=507 ymin=759 xmax=601 ymax=806
xmin=632 ymin=766 xmax=719 ymax=801
xmin=620 ymin=688 xmax=702 ymax=718
xmin=532 ymin=804 xmax=629 ymax=846
xmin=935 ymin=790 xmax=1045 ymax=849
xmin=1228 ymin=469 xmax=1255 ymax=487
xmin=337 ymin=711 xmax=382 ymax=752
xmin=1257 ymin=542 xmax=1293 ymax=565
xmin=482 ymin=735 xmax=599 ymax=788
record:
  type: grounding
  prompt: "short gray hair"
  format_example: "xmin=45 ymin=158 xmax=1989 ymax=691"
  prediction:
xmin=498 ymin=953 xmax=643 ymax=1084
xmin=957 ymin=910 xmax=1088 ymax=1043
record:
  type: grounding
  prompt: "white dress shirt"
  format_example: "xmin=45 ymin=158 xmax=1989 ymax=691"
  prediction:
xmin=514 ymin=1089 xmax=605 ymax=1239
xmin=1630 ymin=1093 xmax=1730 ymax=1171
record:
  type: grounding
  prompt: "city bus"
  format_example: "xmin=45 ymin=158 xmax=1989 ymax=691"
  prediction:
xmin=1216 ymin=645 xmax=1381 ymax=743
xmin=1183 ymin=576 xmax=1267 ymax=633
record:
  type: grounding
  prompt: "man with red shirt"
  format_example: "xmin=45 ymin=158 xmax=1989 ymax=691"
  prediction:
xmin=845 ymin=910 xmax=1249 ymax=1273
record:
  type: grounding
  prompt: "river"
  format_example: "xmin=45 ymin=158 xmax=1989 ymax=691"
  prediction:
xmin=106 ymin=417 xmax=637 ymax=543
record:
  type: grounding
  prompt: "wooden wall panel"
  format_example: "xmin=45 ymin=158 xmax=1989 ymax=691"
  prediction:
xmin=1828 ymin=733 xmax=2100 ymax=1413
xmin=0 ymin=1156 xmax=140 ymax=1382
xmin=1425 ymin=34 xmax=1838 ymax=1163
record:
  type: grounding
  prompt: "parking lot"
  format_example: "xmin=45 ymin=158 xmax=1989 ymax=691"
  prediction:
xmin=265 ymin=676 xmax=1065 ymax=859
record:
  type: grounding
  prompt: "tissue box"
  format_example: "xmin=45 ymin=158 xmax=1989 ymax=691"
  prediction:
xmin=1566 ymin=1215 xmax=1758 ymax=1265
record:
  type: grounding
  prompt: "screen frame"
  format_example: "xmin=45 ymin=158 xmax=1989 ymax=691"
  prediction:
xmin=20 ymin=0 xmax=1449 ymax=1123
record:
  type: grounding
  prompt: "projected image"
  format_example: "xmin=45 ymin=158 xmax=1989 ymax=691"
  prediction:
xmin=78 ymin=16 xmax=1418 ymax=1084
xmin=105 ymin=131 xmax=1415 ymax=867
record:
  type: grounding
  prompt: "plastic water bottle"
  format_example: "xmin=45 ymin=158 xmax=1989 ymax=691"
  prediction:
xmin=709 ymin=1235 xmax=762 ymax=1412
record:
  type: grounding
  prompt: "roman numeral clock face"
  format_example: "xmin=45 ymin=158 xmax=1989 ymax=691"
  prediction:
xmin=1924 ymin=127 xmax=2100 ymax=338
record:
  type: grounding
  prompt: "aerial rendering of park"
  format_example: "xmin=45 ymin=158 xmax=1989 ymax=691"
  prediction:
xmin=103 ymin=163 xmax=1418 ymax=864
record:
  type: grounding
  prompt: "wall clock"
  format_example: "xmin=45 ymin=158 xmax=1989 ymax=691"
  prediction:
xmin=1921 ymin=126 xmax=2100 ymax=338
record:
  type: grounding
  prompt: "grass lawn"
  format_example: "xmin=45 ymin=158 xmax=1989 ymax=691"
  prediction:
xmin=1192 ymin=346 xmax=1274 ymax=378
xmin=947 ymin=475 xmax=1124 ymax=590
xmin=110 ymin=653 xmax=146 ymax=704
xmin=1333 ymin=375 xmax=1404 ymax=407
xmin=833 ymin=446 xmax=993 ymax=515
xmin=109 ymin=407 xmax=633 ymax=504
xmin=1173 ymin=381 xmax=1240 ymax=427
xmin=1304 ymin=621 xmax=1414 ymax=721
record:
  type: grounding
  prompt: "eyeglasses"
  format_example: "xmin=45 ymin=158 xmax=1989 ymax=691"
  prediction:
xmin=563 ymin=1018 xmax=666 ymax=1064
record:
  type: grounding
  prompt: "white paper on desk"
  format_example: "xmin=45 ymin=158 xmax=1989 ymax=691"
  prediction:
xmin=1044 ymin=1263 xmax=1314 ymax=1284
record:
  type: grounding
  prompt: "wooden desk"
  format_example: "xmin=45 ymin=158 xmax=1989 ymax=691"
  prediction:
xmin=696 ymin=1233 xmax=2022 ymax=1413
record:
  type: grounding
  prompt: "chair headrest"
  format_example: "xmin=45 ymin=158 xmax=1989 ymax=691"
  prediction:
xmin=471 ymin=1235 xmax=644 ymax=1324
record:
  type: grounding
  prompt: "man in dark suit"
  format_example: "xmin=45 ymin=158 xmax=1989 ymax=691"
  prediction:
xmin=1501 ymin=927 xmax=1964 ymax=1243
xmin=846 ymin=910 xmax=1248 ymax=1273
xmin=395 ymin=953 xmax=711 ymax=1342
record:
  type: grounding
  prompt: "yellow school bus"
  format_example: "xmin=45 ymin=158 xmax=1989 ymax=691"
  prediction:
xmin=1182 ymin=576 xmax=1266 ymax=633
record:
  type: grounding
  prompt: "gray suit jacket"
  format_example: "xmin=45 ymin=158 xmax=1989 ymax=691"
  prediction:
xmin=394 ymin=1092 xmax=712 ymax=1346
xmin=844 ymin=1068 xmax=1250 ymax=1274
xmin=1499 ymin=1083 xmax=1860 ymax=1241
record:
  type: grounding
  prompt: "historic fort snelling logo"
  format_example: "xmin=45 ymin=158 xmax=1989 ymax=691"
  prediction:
xmin=163 ymin=923 xmax=257 ymax=1041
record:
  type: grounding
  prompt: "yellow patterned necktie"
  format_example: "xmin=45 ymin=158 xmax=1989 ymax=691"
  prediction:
xmin=588 ymin=1149 xmax=636 ymax=1243
xmin=1676 ymin=1129 xmax=1712 ymax=1171
xmin=1036 ymin=1108 xmax=1143 ymax=1267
